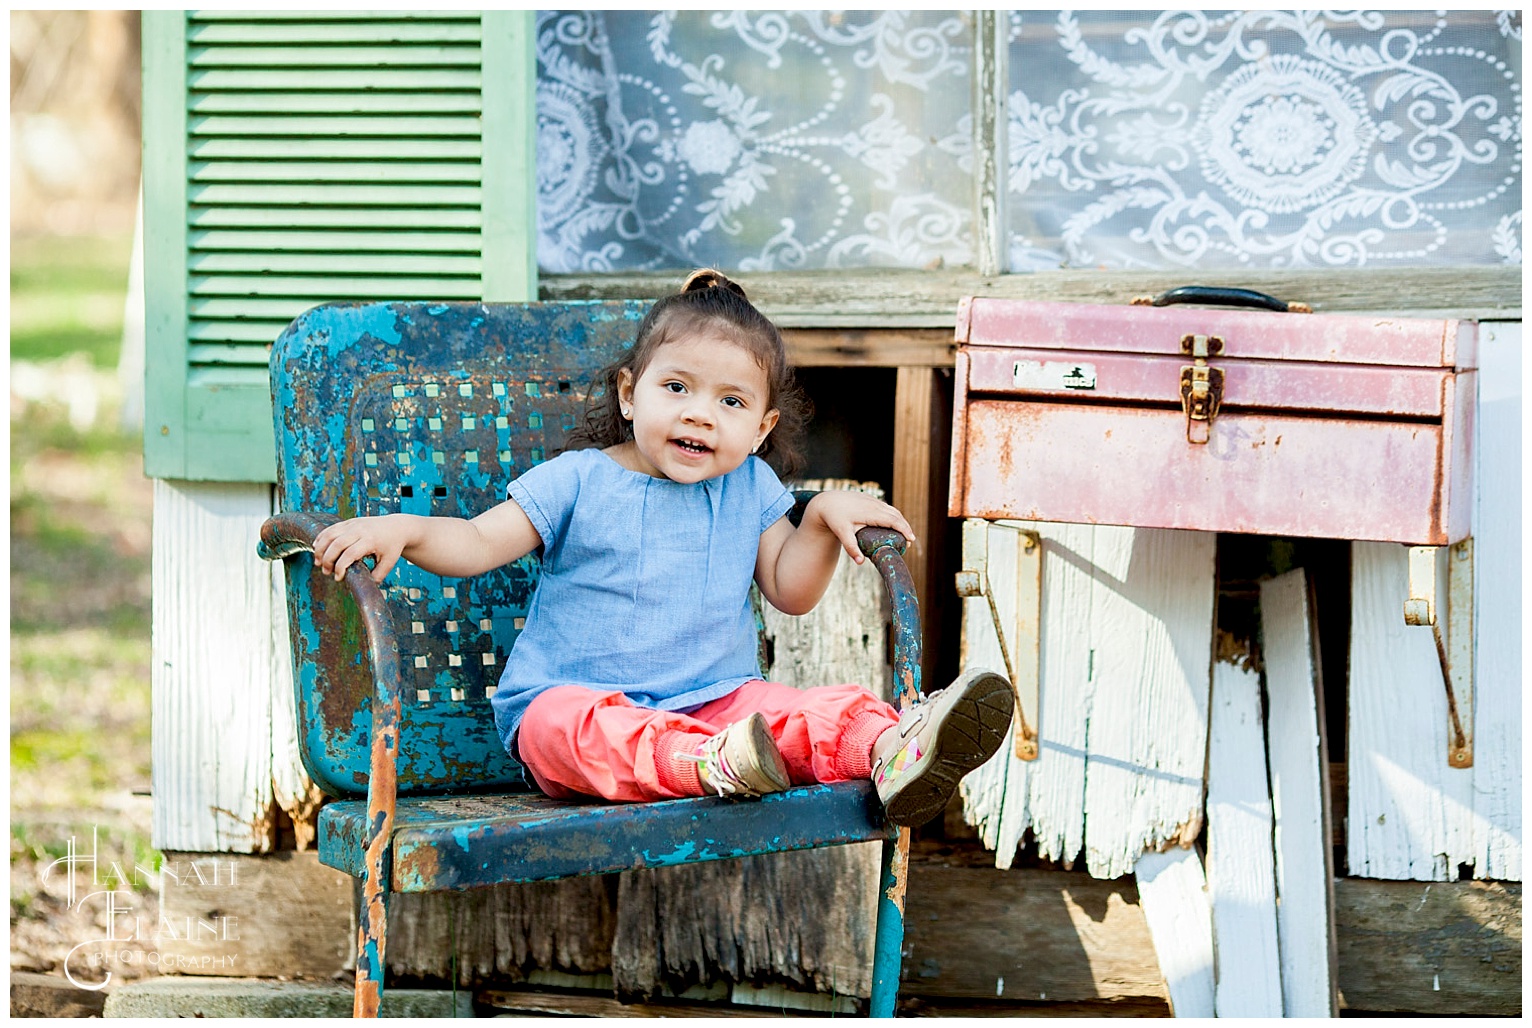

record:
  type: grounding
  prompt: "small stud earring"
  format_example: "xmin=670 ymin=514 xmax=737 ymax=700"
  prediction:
xmin=621 ymin=407 xmax=631 ymax=418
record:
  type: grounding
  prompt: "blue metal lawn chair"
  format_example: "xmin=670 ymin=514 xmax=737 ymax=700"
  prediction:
xmin=257 ymin=300 xmax=920 ymax=1017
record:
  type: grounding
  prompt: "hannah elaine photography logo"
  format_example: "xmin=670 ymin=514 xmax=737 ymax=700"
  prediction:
xmin=41 ymin=827 xmax=243 ymax=989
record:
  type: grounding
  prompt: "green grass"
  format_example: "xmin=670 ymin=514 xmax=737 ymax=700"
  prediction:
xmin=10 ymin=233 xmax=134 ymax=368
xmin=10 ymin=231 xmax=160 ymax=931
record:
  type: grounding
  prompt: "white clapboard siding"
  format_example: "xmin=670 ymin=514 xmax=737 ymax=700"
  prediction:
xmin=1260 ymin=569 xmax=1338 ymax=1017
xmin=1467 ymin=323 xmax=1521 ymax=880
xmin=1205 ymin=661 xmax=1283 ymax=1017
xmin=1349 ymin=324 xmax=1521 ymax=881
xmin=960 ymin=521 xmax=1216 ymax=879
xmin=1135 ymin=846 xmax=1216 ymax=1017
xmin=268 ymin=554 xmax=323 ymax=850
xmin=152 ymin=480 xmax=290 ymax=851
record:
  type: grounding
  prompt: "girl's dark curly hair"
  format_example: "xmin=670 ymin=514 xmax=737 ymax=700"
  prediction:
xmin=564 ymin=268 xmax=812 ymax=478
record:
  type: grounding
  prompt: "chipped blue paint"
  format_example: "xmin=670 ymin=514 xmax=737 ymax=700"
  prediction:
xmin=266 ymin=300 xmax=652 ymax=797
xmin=647 ymin=840 xmax=698 ymax=864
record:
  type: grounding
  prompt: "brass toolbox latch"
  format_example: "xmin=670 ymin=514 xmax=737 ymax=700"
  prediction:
xmin=1179 ymin=333 xmax=1225 ymax=444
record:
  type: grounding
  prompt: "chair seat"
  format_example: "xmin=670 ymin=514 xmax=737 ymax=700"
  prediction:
xmin=318 ymin=781 xmax=894 ymax=892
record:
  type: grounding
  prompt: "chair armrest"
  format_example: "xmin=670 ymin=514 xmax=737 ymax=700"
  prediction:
xmin=258 ymin=511 xmax=403 ymax=899
xmin=855 ymin=527 xmax=923 ymax=709
xmin=257 ymin=509 xmax=340 ymax=561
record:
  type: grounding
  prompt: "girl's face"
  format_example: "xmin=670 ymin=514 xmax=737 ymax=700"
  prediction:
xmin=615 ymin=329 xmax=779 ymax=483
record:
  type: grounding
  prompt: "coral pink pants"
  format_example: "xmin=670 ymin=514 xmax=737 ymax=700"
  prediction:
xmin=516 ymin=680 xmax=900 ymax=802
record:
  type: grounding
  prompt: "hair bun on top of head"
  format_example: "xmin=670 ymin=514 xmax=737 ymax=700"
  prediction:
xmin=680 ymin=268 xmax=748 ymax=300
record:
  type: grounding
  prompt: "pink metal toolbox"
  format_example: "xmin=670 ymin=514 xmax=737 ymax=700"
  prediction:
xmin=948 ymin=290 xmax=1477 ymax=545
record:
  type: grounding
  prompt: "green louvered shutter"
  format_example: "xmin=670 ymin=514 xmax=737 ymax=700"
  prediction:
xmin=142 ymin=10 xmax=534 ymax=481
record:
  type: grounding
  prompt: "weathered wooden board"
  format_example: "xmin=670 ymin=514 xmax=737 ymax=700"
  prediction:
xmin=899 ymin=996 xmax=1174 ymax=1017
xmin=1134 ymin=847 xmax=1215 ymax=1017
xmin=899 ymin=864 xmax=1519 ymax=1017
xmin=892 ymin=368 xmax=945 ymax=685
xmin=1467 ymin=322 xmax=1521 ymax=881
xmin=157 ymin=850 xmax=352 ymax=977
xmin=613 ymin=847 xmax=878 ymax=1002
xmin=541 ymin=265 xmax=1521 ymax=325
xmin=477 ymin=989 xmax=774 ymax=1017
xmin=1260 ymin=569 xmax=1338 ymax=1016
xmin=780 ymin=326 xmax=953 ymax=368
xmin=1348 ymin=541 xmax=1478 ymax=879
xmin=1334 ymin=878 xmax=1521 ymax=1015
xmin=1349 ymin=324 xmax=1521 ymax=883
xmin=899 ymin=865 xmax=1166 ymax=1003
xmin=1205 ymin=660 xmax=1283 ymax=1016
xmin=959 ymin=521 xmax=1216 ymax=879
xmin=267 ymin=565 xmax=323 ymax=850
xmin=386 ymin=878 xmax=617 ymax=984
xmin=151 ymin=480 xmax=281 ymax=853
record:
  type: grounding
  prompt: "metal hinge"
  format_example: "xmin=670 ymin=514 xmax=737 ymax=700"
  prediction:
xmin=956 ymin=520 xmax=1040 ymax=761
xmin=1179 ymin=334 xmax=1225 ymax=444
xmin=1404 ymin=540 xmax=1475 ymax=768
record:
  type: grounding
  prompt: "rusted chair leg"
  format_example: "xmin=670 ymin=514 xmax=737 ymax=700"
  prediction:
xmin=354 ymin=871 xmax=388 ymax=1017
xmin=868 ymin=827 xmax=910 ymax=1017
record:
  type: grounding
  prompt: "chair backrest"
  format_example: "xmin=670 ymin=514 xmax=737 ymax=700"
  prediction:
xmin=271 ymin=300 xmax=648 ymax=798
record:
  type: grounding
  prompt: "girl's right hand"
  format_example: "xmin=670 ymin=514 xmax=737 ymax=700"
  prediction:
xmin=313 ymin=515 xmax=415 ymax=584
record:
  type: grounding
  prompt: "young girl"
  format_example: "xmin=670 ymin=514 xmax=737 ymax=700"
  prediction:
xmin=312 ymin=270 xmax=1013 ymax=827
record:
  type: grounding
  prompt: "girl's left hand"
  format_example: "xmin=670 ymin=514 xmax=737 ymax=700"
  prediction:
xmin=804 ymin=490 xmax=918 ymax=564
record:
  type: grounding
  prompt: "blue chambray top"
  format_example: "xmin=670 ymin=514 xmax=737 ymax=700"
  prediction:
xmin=490 ymin=447 xmax=795 ymax=755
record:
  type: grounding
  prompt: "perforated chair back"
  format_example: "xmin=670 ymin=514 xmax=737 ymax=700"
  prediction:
xmin=270 ymin=300 xmax=647 ymax=797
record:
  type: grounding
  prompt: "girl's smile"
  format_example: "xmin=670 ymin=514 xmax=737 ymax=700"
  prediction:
xmin=609 ymin=331 xmax=779 ymax=483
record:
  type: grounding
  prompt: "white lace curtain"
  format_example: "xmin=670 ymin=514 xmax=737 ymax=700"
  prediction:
xmin=535 ymin=10 xmax=1522 ymax=273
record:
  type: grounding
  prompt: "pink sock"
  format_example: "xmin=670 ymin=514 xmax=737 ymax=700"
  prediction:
xmin=831 ymin=710 xmax=894 ymax=780
xmin=655 ymin=729 xmax=709 ymax=796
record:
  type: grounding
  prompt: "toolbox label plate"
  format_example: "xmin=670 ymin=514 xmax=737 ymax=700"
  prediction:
xmin=1013 ymin=360 xmax=1097 ymax=391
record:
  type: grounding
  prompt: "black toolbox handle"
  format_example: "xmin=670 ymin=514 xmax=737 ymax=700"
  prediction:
xmin=1132 ymin=285 xmax=1312 ymax=314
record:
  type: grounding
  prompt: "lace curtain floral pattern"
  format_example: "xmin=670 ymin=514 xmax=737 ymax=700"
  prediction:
xmin=535 ymin=10 xmax=973 ymax=272
xmin=993 ymin=10 xmax=1522 ymax=270
xmin=534 ymin=10 xmax=1522 ymax=273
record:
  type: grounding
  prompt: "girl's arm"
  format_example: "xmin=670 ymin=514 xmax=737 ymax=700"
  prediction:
xmin=755 ymin=490 xmax=916 ymax=616
xmin=312 ymin=497 xmax=542 ymax=583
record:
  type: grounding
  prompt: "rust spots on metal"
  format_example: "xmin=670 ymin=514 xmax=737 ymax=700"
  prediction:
xmin=860 ymin=527 xmax=923 ymax=705
xmin=353 ymin=972 xmax=381 ymax=1018
xmin=883 ymin=827 xmax=912 ymax=913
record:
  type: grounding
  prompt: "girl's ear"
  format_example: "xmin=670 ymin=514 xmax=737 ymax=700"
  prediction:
xmin=616 ymin=368 xmax=635 ymax=417
xmin=755 ymin=408 xmax=780 ymax=451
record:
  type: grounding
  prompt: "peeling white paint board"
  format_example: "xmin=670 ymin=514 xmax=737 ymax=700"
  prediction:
xmin=1467 ymin=322 xmax=1520 ymax=881
xmin=1080 ymin=527 xmax=1216 ymax=879
xmin=269 ymin=556 xmax=322 ymax=848
xmin=959 ymin=520 xmax=1092 ymax=871
xmin=1260 ymin=569 xmax=1338 ymax=1018
xmin=151 ymin=480 xmax=279 ymax=853
xmin=960 ymin=522 xmax=1215 ymax=880
xmin=1348 ymin=544 xmax=1479 ymax=880
xmin=1205 ymin=660 xmax=1283 ymax=1017
xmin=1348 ymin=323 xmax=1521 ymax=883
xmin=1135 ymin=846 xmax=1215 ymax=1018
